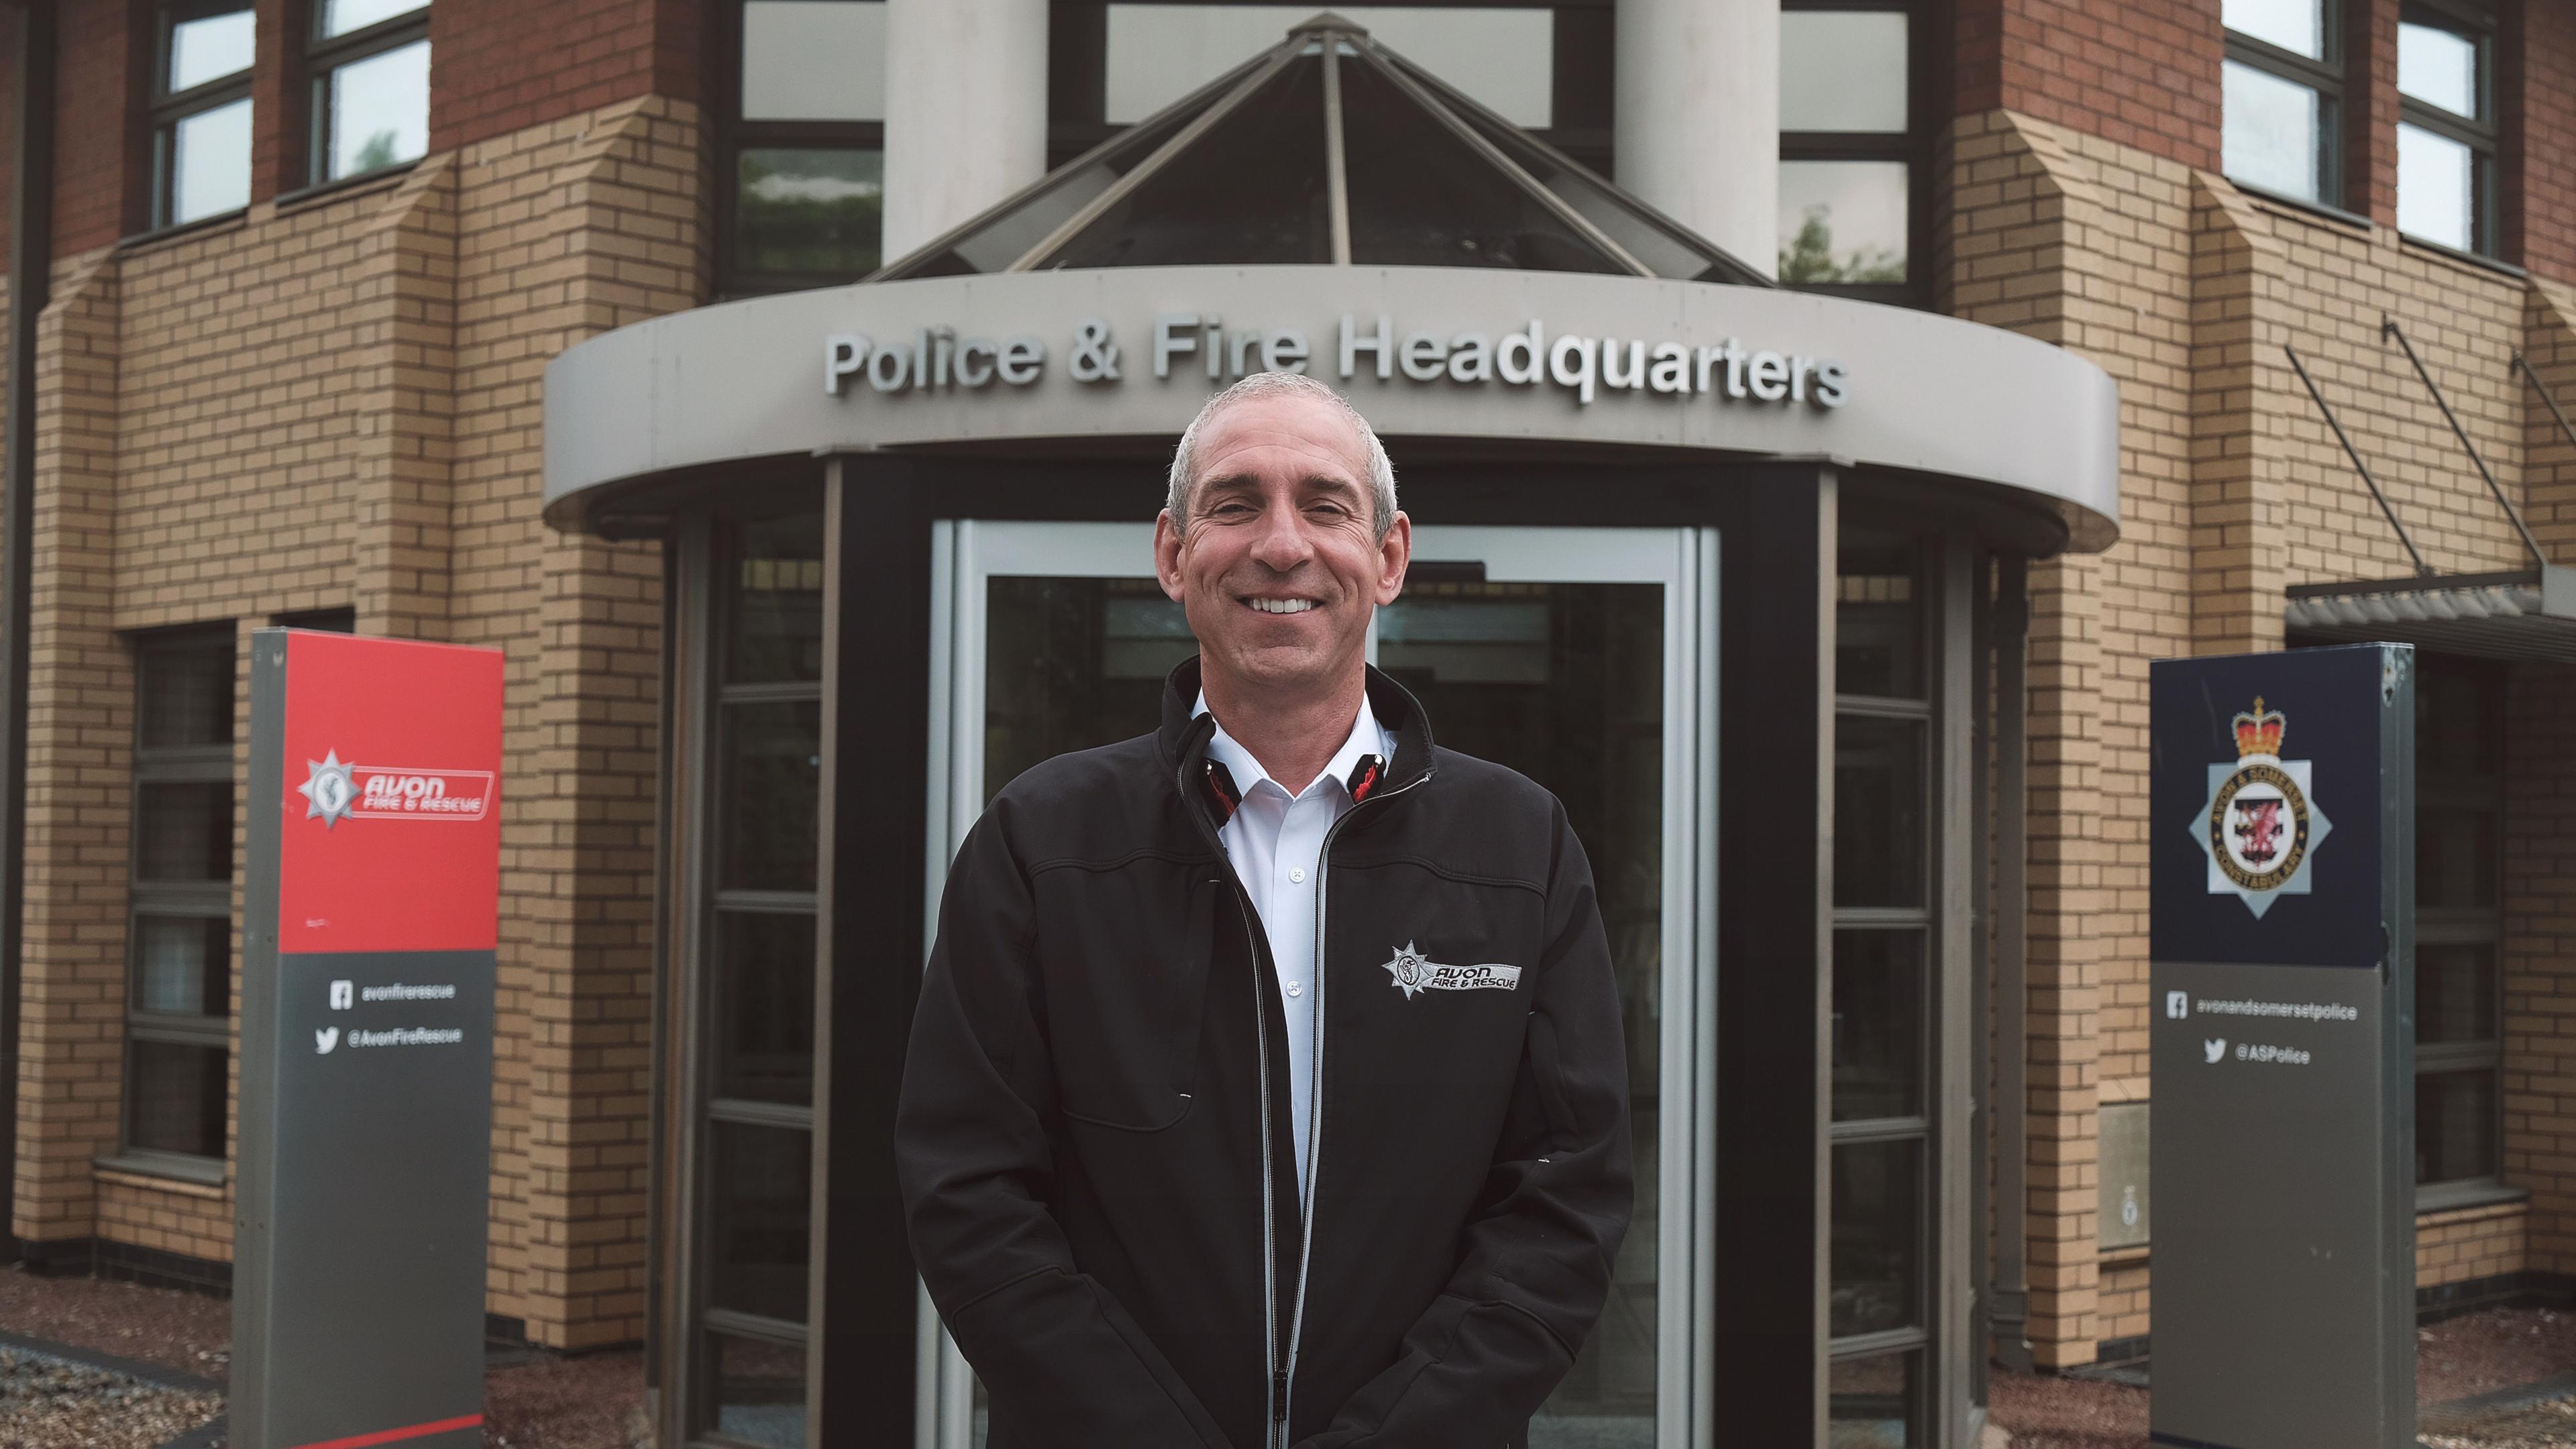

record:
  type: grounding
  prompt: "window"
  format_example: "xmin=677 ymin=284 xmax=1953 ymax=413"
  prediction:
xmin=124 ymin=629 xmax=237 ymax=1171
xmin=151 ymin=3 xmax=256 ymax=227
xmin=1778 ymin=3 xmax=1927 ymax=305
xmin=309 ymin=0 xmax=429 ymax=184
xmin=2396 ymin=1 xmax=2496 ymax=255
xmin=722 ymin=0 xmax=888 ymax=294
xmin=1829 ymin=527 xmax=1940 ymax=1446
xmin=2415 ymin=655 xmax=2503 ymax=1195
xmin=2221 ymin=0 xmax=2341 ymax=206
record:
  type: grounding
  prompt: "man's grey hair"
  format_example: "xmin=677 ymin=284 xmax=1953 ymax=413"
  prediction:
xmin=1165 ymin=372 xmax=1399 ymax=543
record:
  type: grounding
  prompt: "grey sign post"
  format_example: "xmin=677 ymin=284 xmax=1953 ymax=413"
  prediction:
xmin=233 ymin=629 xmax=504 ymax=1449
xmin=2149 ymin=644 xmax=2414 ymax=1449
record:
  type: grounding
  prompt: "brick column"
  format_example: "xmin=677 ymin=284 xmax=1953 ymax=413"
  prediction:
xmin=448 ymin=95 xmax=698 ymax=1349
xmin=2189 ymin=176 xmax=2293 ymax=655
xmin=12 ymin=251 xmax=127 ymax=1252
xmin=350 ymin=156 xmax=460 ymax=640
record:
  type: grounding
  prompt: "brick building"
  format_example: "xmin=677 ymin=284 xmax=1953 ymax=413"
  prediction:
xmin=0 ymin=0 xmax=2565 ymax=1446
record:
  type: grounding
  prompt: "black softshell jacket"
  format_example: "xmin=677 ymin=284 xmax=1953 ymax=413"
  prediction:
xmin=896 ymin=660 xmax=1633 ymax=1449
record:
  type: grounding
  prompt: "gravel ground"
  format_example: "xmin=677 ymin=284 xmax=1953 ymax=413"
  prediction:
xmin=0 ymin=1346 xmax=221 ymax=1449
xmin=2424 ymin=1395 xmax=2576 ymax=1449
xmin=1990 ymin=1307 xmax=2576 ymax=1449
xmin=0 ymin=1269 xmax=227 ymax=1381
xmin=0 ymin=1267 xmax=644 ymax=1449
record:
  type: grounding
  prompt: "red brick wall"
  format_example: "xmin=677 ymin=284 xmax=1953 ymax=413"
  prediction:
xmin=1953 ymin=0 xmax=2222 ymax=173
xmin=2505 ymin=0 xmax=2576 ymax=279
xmin=2344 ymin=0 xmax=2398 ymax=227
xmin=52 ymin=1 xmax=148 ymax=257
xmin=429 ymin=0 xmax=701 ymax=155
xmin=248 ymin=0 xmax=304 ymax=207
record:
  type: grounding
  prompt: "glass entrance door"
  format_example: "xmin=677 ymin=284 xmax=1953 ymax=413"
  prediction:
xmin=920 ymin=521 xmax=1717 ymax=1449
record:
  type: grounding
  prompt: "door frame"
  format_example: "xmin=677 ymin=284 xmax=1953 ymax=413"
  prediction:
xmin=917 ymin=519 xmax=1720 ymax=1448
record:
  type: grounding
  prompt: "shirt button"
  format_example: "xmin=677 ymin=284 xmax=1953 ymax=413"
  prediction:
xmin=1287 ymin=982 xmax=1303 ymax=998
xmin=1289 ymin=867 xmax=1307 ymax=884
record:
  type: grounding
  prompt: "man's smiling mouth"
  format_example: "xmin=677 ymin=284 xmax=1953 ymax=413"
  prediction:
xmin=1244 ymin=597 xmax=1319 ymax=614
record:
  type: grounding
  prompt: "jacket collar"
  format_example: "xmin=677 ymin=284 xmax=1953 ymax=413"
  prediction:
xmin=1158 ymin=655 xmax=1436 ymax=792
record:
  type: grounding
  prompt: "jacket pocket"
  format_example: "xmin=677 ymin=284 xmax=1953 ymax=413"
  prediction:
xmin=1044 ymin=870 xmax=1216 ymax=1132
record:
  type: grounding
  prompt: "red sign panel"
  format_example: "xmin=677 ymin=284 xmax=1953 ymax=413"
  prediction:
xmin=275 ymin=632 xmax=504 ymax=955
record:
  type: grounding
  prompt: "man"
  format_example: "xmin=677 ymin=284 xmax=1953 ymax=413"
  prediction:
xmin=896 ymin=373 xmax=1631 ymax=1448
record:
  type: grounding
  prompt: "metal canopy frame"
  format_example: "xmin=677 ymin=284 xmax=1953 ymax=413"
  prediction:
xmin=873 ymin=11 xmax=1769 ymax=285
xmin=2285 ymin=567 xmax=2576 ymax=662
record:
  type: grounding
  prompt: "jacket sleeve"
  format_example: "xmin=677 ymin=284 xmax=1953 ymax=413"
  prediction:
xmin=1295 ymin=802 xmax=1635 ymax=1449
xmin=896 ymin=807 xmax=1231 ymax=1448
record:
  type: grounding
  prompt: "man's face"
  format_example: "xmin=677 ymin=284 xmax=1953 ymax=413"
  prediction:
xmin=1155 ymin=392 xmax=1410 ymax=701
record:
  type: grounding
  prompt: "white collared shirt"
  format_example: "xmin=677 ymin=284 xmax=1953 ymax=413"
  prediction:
xmin=1197 ymin=691 xmax=1392 ymax=1208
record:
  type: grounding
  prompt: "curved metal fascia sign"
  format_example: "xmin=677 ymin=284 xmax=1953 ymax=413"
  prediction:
xmin=542 ymin=264 xmax=2121 ymax=548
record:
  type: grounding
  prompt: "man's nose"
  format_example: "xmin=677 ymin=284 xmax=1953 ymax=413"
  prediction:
xmin=1246 ymin=498 xmax=1314 ymax=571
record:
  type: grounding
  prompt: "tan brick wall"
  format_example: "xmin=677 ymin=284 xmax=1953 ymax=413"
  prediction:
xmin=2418 ymin=1202 xmax=2531 ymax=1290
xmin=1955 ymin=105 xmax=2573 ymax=1364
xmin=9 ymin=97 xmax=699 ymax=1352
xmin=15 ymin=251 xmax=132 ymax=1247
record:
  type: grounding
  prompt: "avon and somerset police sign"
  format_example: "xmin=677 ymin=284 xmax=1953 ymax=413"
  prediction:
xmin=824 ymin=312 xmax=1849 ymax=410
xmin=2149 ymin=645 xmax=2413 ymax=1449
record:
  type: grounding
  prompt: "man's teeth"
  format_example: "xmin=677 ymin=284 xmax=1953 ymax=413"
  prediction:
xmin=1249 ymin=598 xmax=1317 ymax=614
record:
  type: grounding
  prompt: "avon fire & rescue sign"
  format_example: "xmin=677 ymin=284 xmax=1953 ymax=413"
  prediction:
xmin=233 ymin=630 xmax=502 ymax=1449
xmin=2148 ymin=643 xmax=2414 ymax=1449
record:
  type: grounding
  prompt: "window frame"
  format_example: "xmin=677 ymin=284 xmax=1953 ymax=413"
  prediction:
xmin=2394 ymin=0 xmax=2498 ymax=257
xmin=2222 ymin=0 xmax=2346 ymax=209
xmin=716 ymin=0 xmax=889 ymax=298
xmin=2412 ymin=653 xmax=2505 ymax=1201
xmin=306 ymin=0 xmax=431 ymax=188
xmin=1827 ymin=521 xmax=1952 ymax=1446
xmin=148 ymin=0 xmax=258 ymax=231
xmin=119 ymin=627 xmax=239 ymax=1176
xmin=1777 ymin=0 xmax=1935 ymax=309
xmin=672 ymin=509 xmax=826 ymax=1449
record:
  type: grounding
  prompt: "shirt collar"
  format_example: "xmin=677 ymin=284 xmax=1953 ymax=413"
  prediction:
xmin=1195 ymin=689 xmax=1390 ymax=802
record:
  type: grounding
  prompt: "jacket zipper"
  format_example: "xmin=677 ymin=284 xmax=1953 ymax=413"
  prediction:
xmin=1277 ymin=765 xmax=1433 ymax=1440
xmin=1177 ymin=745 xmax=1288 ymax=1447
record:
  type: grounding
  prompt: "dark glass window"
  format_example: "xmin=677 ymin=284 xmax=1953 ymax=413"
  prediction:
xmin=1828 ymin=523 xmax=1937 ymax=1447
xmin=125 ymin=628 xmax=237 ymax=1167
xmin=723 ymin=1 xmax=888 ymax=294
xmin=309 ymin=0 xmax=429 ymax=184
xmin=2222 ymin=0 xmax=2341 ymax=205
xmin=152 ymin=3 xmax=256 ymax=228
xmin=1778 ymin=3 xmax=1929 ymax=305
xmin=2414 ymin=655 xmax=2502 ymax=1192
xmin=2395 ymin=1 xmax=2496 ymax=255
xmin=690 ymin=512 xmax=825 ymax=1447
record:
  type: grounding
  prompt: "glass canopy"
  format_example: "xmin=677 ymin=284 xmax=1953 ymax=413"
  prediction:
xmin=875 ymin=11 xmax=1770 ymax=284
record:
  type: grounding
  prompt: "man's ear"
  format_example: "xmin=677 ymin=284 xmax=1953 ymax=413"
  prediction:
xmin=1154 ymin=509 xmax=1187 ymax=602
xmin=1374 ymin=512 xmax=1411 ymax=606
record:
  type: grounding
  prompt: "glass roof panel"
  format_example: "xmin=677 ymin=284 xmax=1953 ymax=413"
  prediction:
xmin=867 ymin=11 xmax=1771 ymax=285
xmin=1336 ymin=47 xmax=1627 ymax=273
xmin=1406 ymin=56 xmax=1758 ymax=282
xmin=1035 ymin=50 xmax=1333 ymax=269
xmin=874 ymin=61 xmax=1244 ymax=278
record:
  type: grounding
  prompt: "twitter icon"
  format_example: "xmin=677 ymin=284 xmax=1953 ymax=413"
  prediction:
xmin=2203 ymin=1037 xmax=2226 ymax=1065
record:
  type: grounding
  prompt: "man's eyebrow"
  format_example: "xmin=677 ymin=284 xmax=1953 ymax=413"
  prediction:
xmin=1193 ymin=473 xmax=1365 ymax=504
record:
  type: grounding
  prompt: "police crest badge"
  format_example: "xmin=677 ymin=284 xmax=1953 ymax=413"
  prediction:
xmin=2191 ymin=696 xmax=2332 ymax=918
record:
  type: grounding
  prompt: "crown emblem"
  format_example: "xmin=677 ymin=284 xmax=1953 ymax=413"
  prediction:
xmin=2232 ymin=697 xmax=2285 ymax=759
